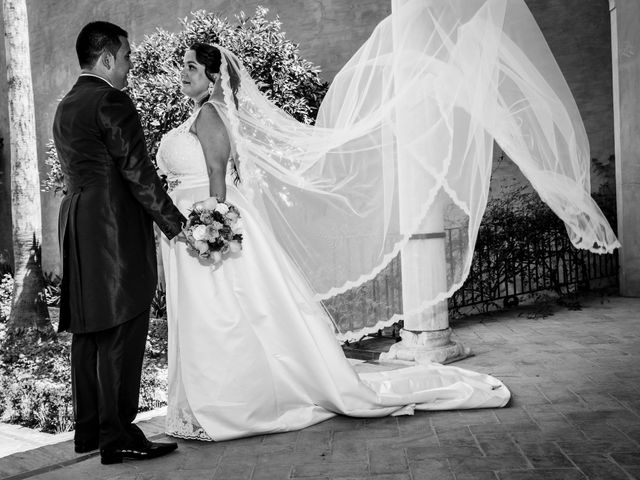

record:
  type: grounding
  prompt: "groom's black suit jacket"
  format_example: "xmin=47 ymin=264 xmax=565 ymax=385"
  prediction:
xmin=53 ymin=75 xmax=185 ymax=334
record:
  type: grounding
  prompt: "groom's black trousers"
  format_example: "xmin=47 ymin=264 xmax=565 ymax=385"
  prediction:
xmin=71 ymin=309 xmax=150 ymax=450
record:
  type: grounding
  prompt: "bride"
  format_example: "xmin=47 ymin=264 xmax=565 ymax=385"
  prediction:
xmin=158 ymin=0 xmax=617 ymax=441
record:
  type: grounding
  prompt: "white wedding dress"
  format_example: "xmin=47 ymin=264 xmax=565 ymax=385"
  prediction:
xmin=158 ymin=100 xmax=510 ymax=442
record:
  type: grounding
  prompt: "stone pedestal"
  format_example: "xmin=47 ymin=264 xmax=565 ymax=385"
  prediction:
xmin=380 ymin=328 xmax=471 ymax=365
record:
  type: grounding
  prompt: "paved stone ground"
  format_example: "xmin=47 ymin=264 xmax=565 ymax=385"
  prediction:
xmin=0 ymin=409 xmax=168 ymax=459
xmin=1 ymin=294 xmax=639 ymax=480
xmin=0 ymin=425 xmax=72 ymax=460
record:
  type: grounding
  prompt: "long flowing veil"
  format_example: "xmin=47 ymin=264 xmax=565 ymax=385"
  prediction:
xmin=213 ymin=0 xmax=619 ymax=341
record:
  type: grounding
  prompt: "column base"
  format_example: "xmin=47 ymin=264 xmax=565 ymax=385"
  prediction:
xmin=379 ymin=327 xmax=472 ymax=365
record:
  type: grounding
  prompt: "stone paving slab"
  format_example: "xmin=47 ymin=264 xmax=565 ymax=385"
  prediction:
xmin=1 ymin=295 xmax=639 ymax=479
xmin=0 ymin=425 xmax=72 ymax=460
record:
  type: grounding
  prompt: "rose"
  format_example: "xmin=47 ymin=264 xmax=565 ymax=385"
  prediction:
xmin=232 ymin=218 xmax=243 ymax=234
xmin=219 ymin=225 xmax=232 ymax=239
xmin=192 ymin=201 xmax=205 ymax=213
xmin=212 ymin=221 xmax=223 ymax=230
xmin=228 ymin=240 xmax=242 ymax=253
xmin=191 ymin=225 xmax=208 ymax=241
xmin=204 ymin=225 xmax=219 ymax=241
xmin=187 ymin=210 xmax=201 ymax=224
xmin=214 ymin=203 xmax=229 ymax=215
xmin=200 ymin=212 xmax=214 ymax=224
xmin=225 ymin=210 xmax=239 ymax=223
xmin=201 ymin=197 xmax=219 ymax=210
xmin=194 ymin=240 xmax=209 ymax=256
xmin=211 ymin=251 xmax=222 ymax=264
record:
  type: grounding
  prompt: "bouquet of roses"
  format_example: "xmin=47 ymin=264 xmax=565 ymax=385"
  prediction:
xmin=183 ymin=197 xmax=243 ymax=264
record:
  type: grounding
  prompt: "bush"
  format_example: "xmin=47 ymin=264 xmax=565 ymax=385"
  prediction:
xmin=0 ymin=330 xmax=169 ymax=433
xmin=0 ymin=334 xmax=73 ymax=433
xmin=0 ymin=273 xmax=12 ymax=328
xmin=43 ymin=6 xmax=329 ymax=193
xmin=146 ymin=316 xmax=168 ymax=360
xmin=139 ymin=360 xmax=168 ymax=411
xmin=43 ymin=272 xmax=62 ymax=308
xmin=0 ymin=280 xmax=170 ymax=433
xmin=448 ymin=182 xmax=618 ymax=316
xmin=150 ymin=285 xmax=167 ymax=320
xmin=1 ymin=272 xmax=61 ymax=329
xmin=41 ymin=140 xmax=64 ymax=195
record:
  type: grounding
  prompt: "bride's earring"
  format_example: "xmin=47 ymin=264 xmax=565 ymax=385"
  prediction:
xmin=207 ymin=81 xmax=215 ymax=97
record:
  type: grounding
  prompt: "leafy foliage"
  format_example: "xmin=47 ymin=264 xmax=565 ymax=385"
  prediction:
xmin=43 ymin=7 xmax=328 ymax=193
xmin=0 ymin=272 xmax=61 ymax=330
xmin=0 ymin=330 xmax=72 ymax=433
xmin=43 ymin=272 xmax=61 ymax=307
xmin=151 ymin=284 xmax=167 ymax=319
xmin=0 ymin=274 xmax=12 ymax=328
xmin=449 ymin=183 xmax=618 ymax=317
xmin=449 ymin=184 xmax=563 ymax=315
xmin=146 ymin=316 xmax=168 ymax=360
xmin=41 ymin=140 xmax=64 ymax=195
xmin=0 ymin=280 xmax=169 ymax=433
xmin=322 ymin=257 xmax=403 ymax=340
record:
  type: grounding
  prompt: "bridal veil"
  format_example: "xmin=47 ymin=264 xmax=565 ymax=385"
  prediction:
xmin=211 ymin=0 xmax=619 ymax=341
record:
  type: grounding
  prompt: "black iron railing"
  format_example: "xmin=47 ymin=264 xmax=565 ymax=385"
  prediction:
xmin=324 ymin=224 xmax=619 ymax=334
xmin=448 ymin=224 xmax=619 ymax=313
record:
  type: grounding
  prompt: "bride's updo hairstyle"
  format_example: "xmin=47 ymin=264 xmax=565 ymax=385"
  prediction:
xmin=190 ymin=42 xmax=240 ymax=108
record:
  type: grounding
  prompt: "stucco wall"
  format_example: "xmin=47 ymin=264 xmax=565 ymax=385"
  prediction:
xmin=0 ymin=0 xmax=614 ymax=273
xmin=611 ymin=0 xmax=640 ymax=295
xmin=492 ymin=0 xmax=614 ymax=190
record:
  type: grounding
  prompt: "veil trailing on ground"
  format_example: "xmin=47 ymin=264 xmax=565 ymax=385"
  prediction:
xmin=213 ymin=0 xmax=619 ymax=341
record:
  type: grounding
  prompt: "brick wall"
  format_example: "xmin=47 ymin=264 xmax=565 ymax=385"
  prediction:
xmin=0 ymin=0 xmax=614 ymax=272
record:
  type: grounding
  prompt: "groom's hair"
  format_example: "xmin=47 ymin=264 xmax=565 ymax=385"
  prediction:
xmin=76 ymin=21 xmax=128 ymax=69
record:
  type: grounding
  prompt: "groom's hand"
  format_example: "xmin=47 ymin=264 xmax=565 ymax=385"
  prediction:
xmin=177 ymin=229 xmax=197 ymax=250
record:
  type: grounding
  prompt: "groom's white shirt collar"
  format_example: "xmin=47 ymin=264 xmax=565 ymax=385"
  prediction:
xmin=79 ymin=73 xmax=114 ymax=89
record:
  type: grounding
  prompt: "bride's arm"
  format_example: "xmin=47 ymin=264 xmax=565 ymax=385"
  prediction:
xmin=194 ymin=103 xmax=231 ymax=201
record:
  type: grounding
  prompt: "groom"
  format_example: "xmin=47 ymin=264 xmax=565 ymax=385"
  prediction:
xmin=53 ymin=21 xmax=186 ymax=465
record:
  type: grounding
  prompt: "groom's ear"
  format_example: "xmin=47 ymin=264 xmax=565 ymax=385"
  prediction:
xmin=100 ymin=51 xmax=113 ymax=70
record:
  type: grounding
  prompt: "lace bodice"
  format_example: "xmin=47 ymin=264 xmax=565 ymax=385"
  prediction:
xmin=157 ymin=111 xmax=207 ymax=181
xmin=157 ymin=101 xmax=235 ymax=185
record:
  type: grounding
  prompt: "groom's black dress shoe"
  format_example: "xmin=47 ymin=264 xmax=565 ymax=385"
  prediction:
xmin=74 ymin=440 xmax=99 ymax=454
xmin=100 ymin=440 xmax=178 ymax=465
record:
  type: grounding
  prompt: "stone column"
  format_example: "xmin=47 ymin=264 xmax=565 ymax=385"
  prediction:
xmin=610 ymin=0 xmax=640 ymax=296
xmin=380 ymin=0 xmax=470 ymax=365
xmin=380 ymin=198 xmax=471 ymax=364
